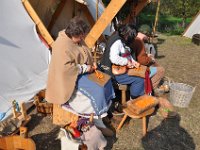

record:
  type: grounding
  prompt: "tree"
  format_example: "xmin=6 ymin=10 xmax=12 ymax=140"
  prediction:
xmin=160 ymin=0 xmax=200 ymax=27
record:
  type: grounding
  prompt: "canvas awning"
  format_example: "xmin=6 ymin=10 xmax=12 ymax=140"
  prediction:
xmin=0 ymin=0 xmax=50 ymax=121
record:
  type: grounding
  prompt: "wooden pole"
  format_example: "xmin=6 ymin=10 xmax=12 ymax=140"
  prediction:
xmin=152 ymin=0 xmax=160 ymax=35
xmin=96 ymin=0 xmax=99 ymax=21
xmin=85 ymin=0 xmax=127 ymax=48
xmin=22 ymin=0 xmax=54 ymax=47
xmin=93 ymin=0 xmax=100 ymax=63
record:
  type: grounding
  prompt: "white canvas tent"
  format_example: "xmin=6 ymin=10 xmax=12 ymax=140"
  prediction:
xmin=183 ymin=11 xmax=200 ymax=38
xmin=0 ymin=0 xmax=50 ymax=121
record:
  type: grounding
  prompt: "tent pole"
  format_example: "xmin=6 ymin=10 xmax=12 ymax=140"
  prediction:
xmin=93 ymin=0 xmax=100 ymax=63
xmin=152 ymin=0 xmax=160 ymax=35
xmin=85 ymin=0 xmax=127 ymax=48
xmin=21 ymin=0 xmax=54 ymax=47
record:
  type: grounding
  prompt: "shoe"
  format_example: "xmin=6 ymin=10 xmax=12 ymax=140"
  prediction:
xmin=102 ymin=116 xmax=111 ymax=125
xmin=97 ymin=127 xmax=114 ymax=137
xmin=79 ymin=144 xmax=87 ymax=150
xmin=154 ymin=87 xmax=165 ymax=96
xmin=114 ymin=102 xmax=123 ymax=113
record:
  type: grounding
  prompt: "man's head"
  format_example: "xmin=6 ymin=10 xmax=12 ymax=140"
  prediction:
xmin=65 ymin=16 xmax=89 ymax=43
xmin=118 ymin=24 xmax=138 ymax=45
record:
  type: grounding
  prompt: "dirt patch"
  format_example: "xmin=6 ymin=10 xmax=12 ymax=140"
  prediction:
xmin=26 ymin=34 xmax=200 ymax=150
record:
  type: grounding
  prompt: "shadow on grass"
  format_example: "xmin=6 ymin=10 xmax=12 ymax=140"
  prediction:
xmin=156 ymin=55 xmax=165 ymax=59
xmin=142 ymin=114 xmax=195 ymax=150
xmin=26 ymin=114 xmax=44 ymax=132
xmin=157 ymin=38 xmax=165 ymax=45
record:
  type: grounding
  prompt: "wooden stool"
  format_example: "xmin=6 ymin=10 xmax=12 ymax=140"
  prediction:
xmin=115 ymin=84 xmax=128 ymax=105
xmin=117 ymin=104 xmax=155 ymax=136
xmin=0 ymin=127 xmax=36 ymax=150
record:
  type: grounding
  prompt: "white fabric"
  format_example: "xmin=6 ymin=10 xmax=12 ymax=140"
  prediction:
xmin=85 ymin=0 xmax=115 ymax=36
xmin=75 ymin=0 xmax=87 ymax=5
xmin=0 ymin=0 xmax=50 ymax=120
xmin=81 ymin=126 xmax=107 ymax=150
xmin=183 ymin=11 xmax=200 ymax=38
xmin=68 ymin=90 xmax=95 ymax=114
xmin=67 ymin=90 xmax=107 ymax=119
xmin=59 ymin=128 xmax=80 ymax=150
xmin=144 ymin=43 xmax=156 ymax=57
xmin=110 ymin=40 xmax=136 ymax=65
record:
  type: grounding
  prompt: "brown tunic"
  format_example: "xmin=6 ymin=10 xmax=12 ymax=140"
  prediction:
xmin=45 ymin=31 xmax=93 ymax=104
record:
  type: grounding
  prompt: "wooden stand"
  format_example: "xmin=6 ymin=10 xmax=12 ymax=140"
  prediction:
xmin=11 ymin=102 xmax=31 ymax=135
xmin=117 ymin=103 xmax=155 ymax=136
xmin=0 ymin=127 xmax=36 ymax=150
xmin=33 ymin=90 xmax=53 ymax=115
xmin=114 ymin=83 xmax=128 ymax=105
xmin=53 ymin=104 xmax=78 ymax=126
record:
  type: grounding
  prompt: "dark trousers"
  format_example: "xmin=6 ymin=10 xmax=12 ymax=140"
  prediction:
xmin=115 ymin=73 xmax=144 ymax=98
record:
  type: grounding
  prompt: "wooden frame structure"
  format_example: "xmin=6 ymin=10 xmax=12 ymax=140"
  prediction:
xmin=0 ymin=127 xmax=36 ymax=150
xmin=22 ymin=0 xmax=152 ymax=49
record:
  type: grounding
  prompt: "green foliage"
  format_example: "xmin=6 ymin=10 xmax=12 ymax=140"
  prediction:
xmin=102 ymin=0 xmax=199 ymax=35
xmin=138 ymin=24 xmax=152 ymax=35
xmin=160 ymin=0 xmax=200 ymax=18
xmin=137 ymin=0 xmax=198 ymax=35
xmin=138 ymin=12 xmax=192 ymax=35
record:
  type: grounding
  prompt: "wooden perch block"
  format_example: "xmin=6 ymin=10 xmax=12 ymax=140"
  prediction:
xmin=126 ymin=95 xmax=158 ymax=115
xmin=53 ymin=104 xmax=78 ymax=126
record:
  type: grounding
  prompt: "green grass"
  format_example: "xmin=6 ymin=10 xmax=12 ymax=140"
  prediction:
xmin=138 ymin=13 xmax=192 ymax=35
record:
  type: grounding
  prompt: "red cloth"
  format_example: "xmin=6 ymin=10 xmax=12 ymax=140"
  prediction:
xmin=144 ymin=69 xmax=152 ymax=95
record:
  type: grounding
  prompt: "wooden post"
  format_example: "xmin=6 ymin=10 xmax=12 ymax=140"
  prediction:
xmin=20 ymin=127 xmax=28 ymax=138
xmin=142 ymin=116 xmax=147 ymax=136
xmin=21 ymin=0 xmax=54 ymax=47
xmin=93 ymin=0 xmax=100 ymax=63
xmin=117 ymin=114 xmax=128 ymax=131
xmin=12 ymin=100 xmax=20 ymax=118
xmin=20 ymin=102 xmax=28 ymax=120
xmin=85 ymin=0 xmax=127 ymax=48
xmin=152 ymin=0 xmax=160 ymax=35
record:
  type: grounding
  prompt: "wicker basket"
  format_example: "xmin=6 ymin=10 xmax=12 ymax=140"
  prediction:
xmin=34 ymin=90 xmax=53 ymax=114
xmin=169 ymin=83 xmax=195 ymax=107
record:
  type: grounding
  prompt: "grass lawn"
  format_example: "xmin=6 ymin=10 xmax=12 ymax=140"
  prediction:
xmin=138 ymin=13 xmax=192 ymax=35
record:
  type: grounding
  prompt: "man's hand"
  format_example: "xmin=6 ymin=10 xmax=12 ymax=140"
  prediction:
xmin=92 ymin=62 xmax=97 ymax=70
xmin=127 ymin=60 xmax=134 ymax=68
xmin=127 ymin=60 xmax=140 ymax=68
xmin=86 ymin=65 xmax=95 ymax=73
xmin=148 ymin=54 xmax=155 ymax=63
xmin=133 ymin=61 xmax=140 ymax=68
